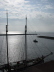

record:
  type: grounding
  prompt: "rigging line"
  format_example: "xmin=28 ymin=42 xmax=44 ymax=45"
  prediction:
xmin=27 ymin=26 xmax=37 ymax=35
xmin=28 ymin=26 xmax=37 ymax=35
xmin=0 ymin=36 xmax=4 ymax=53
xmin=20 ymin=35 xmax=26 ymax=60
xmin=35 ymin=42 xmax=51 ymax=61
xmin=28 ymin=20 xmax=38 ymax=31
xmin=33 ymin=39 xmax=42 ymax=56
xmin=28 ymin=20 xmax=45 ymax=33
xmin=37 ymin=32 xmax=52 ymax=53
xmin=38 ymin=40 xmax=53 ymax=61
xmin=22 ymin=43 xmax=25 ymax=60
xmin=27 ymin=24 xmax=33 ymax=31
xmin=19 ymin=42 xmax=23 ymax=59
xmin=28 ymin=21 xmax=37 ymax=31
xmin=31 ymin=34 xmax=43 ymax=56
xmin=27 ymin=21 xmax=36 ymax=32
xmin=20 ymin=39 xmax=25 ymax=60
xmin=26 ymin=20 xmax=38 ymax=34
xmin=26 ymin=35 xmax=39 ymax=58
xmin=39 ymin=39 xmax=52 ymax=53
xmin=28 ymin=28 xmax=35 ymax=34
xmin=29 ymin=35 xmax=39 ymax=57
xmin=24 ymin=27 xmax=39 ymax=58
xmin=29 ymin=41 xmax=39 ymax=58
xmin=20 ymin=41 xmax=23 ymax=60
xmin=16 ymin=35 xmax=25 ymax=60
xmin=24 ymin=20 xmax=38 ymax=57
xmin=27 ymin=27 xmax=29 ymax=33
xmin=28 ymin=25 xmax=35 ymax=32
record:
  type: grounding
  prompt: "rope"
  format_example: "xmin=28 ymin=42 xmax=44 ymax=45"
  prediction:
xmin=29 ymin=35 xmax=39 ymax=57
xmin=0 ymin=36 xmax=4 ymax=53
xmin=23 ymin=26 xmax=39 ymax=59
xmin=35 ymin=43 xmax=42 ymax=56
xmin=37 ymin=36 xmax=53 ymax=61
xmin=27 ymin=26 xmax=43 ymax=57
xmin=27 ymin=20 xmax=36 ymax=33
xmin=18 ymin=35 xmax=25 ymax=60
xmin=33 ymin=34 xmax=43 ymax=56
xmin=39 ymin=38 xmax=52 ymax=53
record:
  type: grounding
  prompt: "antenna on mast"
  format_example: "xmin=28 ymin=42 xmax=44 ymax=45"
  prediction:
xmin=6 ymin=10 xmax=8 ymax=31
xmin=26 ymin=16 xmax=27 ymax=32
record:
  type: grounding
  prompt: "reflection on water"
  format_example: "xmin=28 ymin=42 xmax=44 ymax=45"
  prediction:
xmin=8 ymin=35 xmax=25 ymax=62
xmin=0 ymin=33 xmax=54 ymax=65
xmin=8 ymin=31 xmax=22 ymax=34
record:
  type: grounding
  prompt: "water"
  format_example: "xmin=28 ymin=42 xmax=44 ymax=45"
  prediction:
xmin=0 ymin=32 xmax=54 ymax=65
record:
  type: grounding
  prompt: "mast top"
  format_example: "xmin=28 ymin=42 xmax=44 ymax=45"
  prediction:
xmin=25 ymin=16 xmax=27 ymax=32
xmin=6 ymin=10 xmax=8 ymax=26
xmin=6 ymin=10 xmax=8 ymax=32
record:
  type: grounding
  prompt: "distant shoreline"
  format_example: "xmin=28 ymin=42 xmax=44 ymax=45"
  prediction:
xmin=0 ymin=34 xmax=54 ymax=40
xmin=38 ymin=36 xmax=54 ymax=40
xmin=0 ymin=34 xmax=37 ymax=36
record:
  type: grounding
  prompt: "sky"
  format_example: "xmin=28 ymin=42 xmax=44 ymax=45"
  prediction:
xmin=0 ymin=0 xmax=54 ymax=34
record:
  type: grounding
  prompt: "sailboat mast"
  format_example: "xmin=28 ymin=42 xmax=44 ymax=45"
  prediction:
xmin=25 ymin=16 xmax=27 ymax=61
xmin=26 ymin=16 xmax=27 ymax=31
xmin=6 ymin=11 xmax=9 ymax=64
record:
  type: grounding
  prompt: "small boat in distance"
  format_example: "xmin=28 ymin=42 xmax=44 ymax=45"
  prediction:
xmin=33 ymin=39 xmax=38 ymax=43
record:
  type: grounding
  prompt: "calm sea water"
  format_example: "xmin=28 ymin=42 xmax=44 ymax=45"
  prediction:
xmin=0 ymin=32 xmax=54 ymax=65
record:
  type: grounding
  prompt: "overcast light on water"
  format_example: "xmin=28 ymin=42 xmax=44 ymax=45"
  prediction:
xmin=0 ymin=32 xmax=54 ymax=65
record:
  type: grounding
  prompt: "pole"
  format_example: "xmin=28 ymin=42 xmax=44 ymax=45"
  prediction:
xmin=26 ymin=16 xmax=27 ymax=32
xmin=6 ymin=25 xmax=9 ymax=64
xmin=6 ymin=11 xmax=11 ymax=72
xmin=25 ymin=17 xmax=27 ymax=61
xmin=6 ymin=11 xmax=9 ymax=64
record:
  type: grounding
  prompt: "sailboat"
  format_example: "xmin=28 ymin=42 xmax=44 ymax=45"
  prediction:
xmin=0 ymin=12 xmax=53 ymax=72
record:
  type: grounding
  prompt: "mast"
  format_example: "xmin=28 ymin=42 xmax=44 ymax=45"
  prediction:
xmin=25 ymin=16 xmax=27 ymax=61
xmin=6 ymin=11 xmax=9 ymax=64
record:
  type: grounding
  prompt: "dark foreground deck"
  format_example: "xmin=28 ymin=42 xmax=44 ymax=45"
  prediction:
xmin=0 ymin=60 xmax=54 ymax=72
xmin=0 ymin=52 xmax=53 ymax=72
xmin=19 ymin=60 xmax=54 ymax=72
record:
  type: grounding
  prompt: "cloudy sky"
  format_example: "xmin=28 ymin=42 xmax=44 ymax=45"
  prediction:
xmin=0 ymin=0 xmax=54 ymax=34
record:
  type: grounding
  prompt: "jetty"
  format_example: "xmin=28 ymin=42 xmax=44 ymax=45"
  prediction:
xmin=38 ymin=36 xmax=54 ymax=40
